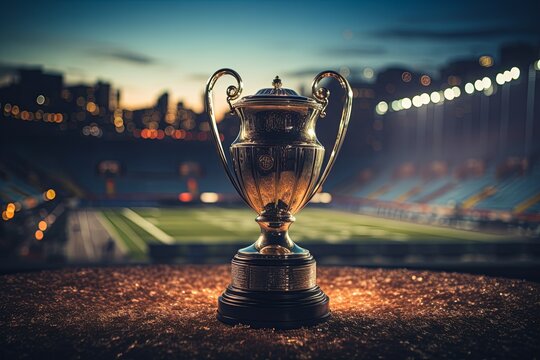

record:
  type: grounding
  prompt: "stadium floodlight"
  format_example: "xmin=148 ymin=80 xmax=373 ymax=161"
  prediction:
xmin=430 ymin=91 xmax=441 ymax=103
xmin=510 ymin=67 xmax=520 ymax=80
xmin=536 ymin=60 xmax=540 ymax=70
xmin=420 ymin=93 xmax=430 ymax=105
xmin=311 ymin=192 xmax=332 ymax=203
xmin=465 ymin=82 xmax=475 ymax=94
xmin=443 ymin=88 xmax=454 ymax=101
xmin=401 ymin=97 xmax=412 ymax=109
xmin=200 ymin=192 xmax=219 ymax=203
xmin=503 ymin=70 xmax=512 ymax=82
xmin=474 ymin=79 xmax=484 ymax=92
xmin=412 ymin=95 xmax=423 ymax=108
xmin=376 ymin=101 xmax=388 ymax=115
xmin=481 ymin=77 xmax=491 ymax=89
xmin=391 ymin=100 xmax=401 ymax=111
xmin=496 ymin=73 xmax=505 ymax=85
xmin=452 ymin=86 xmax=461 ymax=98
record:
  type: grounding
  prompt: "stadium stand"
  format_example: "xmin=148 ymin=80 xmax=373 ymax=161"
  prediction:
xmin=337 ymin=158 xmax=540 ymax=223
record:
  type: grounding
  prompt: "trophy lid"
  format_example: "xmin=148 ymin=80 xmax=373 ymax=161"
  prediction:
xmin=232 ymin=76 xmax=323 ymax=110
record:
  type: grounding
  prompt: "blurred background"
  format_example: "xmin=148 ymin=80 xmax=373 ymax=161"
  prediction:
xmin=1 ymin=0 xmax=539 ymax=279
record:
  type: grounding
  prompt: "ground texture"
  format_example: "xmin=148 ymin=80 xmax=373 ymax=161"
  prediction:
xmin=1 ymin=266 xmax=538 ymax=359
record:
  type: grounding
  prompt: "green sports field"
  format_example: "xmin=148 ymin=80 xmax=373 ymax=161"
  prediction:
xmin=97 ymin=207 xmax=509 ymax=259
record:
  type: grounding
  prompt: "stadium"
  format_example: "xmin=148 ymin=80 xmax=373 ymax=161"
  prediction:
xmin=1 ymin=43 xmax=539 ymax=281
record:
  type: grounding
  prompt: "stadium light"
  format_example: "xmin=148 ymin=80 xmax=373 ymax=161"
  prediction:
xmin=311 ymin=192 xmax=332 ymax=203
xmin=420 ymin=93 xmax=430 ymax=105
xmin=402 ymin=97 xmax=412 ymax=109
xmin=430 ymin=91 xmax=441 ymax=103
xmin=376 ymin=101 xmax=388 ymax=115
xmin=481 ymin=77 xmax=492 ymax=89
xmin=474 ymin=79 xmax=484 ymax=91
xmin=376 ymin=61 xmax=534 ymax=115
xmin=443 ymin=88 xmax=454 ymax=101
xmin=412 ymin=95 xmax=423 ymax=107
xmin=536 ymin=60 xmax=540 ymax=70
xmin=200 ymin=192 xmax=219 ymax=203
xmin=510 ymin=67 xmax=520 ymax=80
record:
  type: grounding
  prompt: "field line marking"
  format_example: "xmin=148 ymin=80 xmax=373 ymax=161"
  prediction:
xmin=108 ymin=212 xmax=147 ymax=252
xmin=96 ymin=212 xmax=129 ymax=254
xmin=122 ymin=208 xmax=174 ymax=244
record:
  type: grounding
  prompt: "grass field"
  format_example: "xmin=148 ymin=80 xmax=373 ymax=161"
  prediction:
xmin=98 ymin=207 xmax=509 ymax=259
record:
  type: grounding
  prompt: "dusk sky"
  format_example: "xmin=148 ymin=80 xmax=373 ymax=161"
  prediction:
xmin=1 ymin=0 xmax=538 ymax=112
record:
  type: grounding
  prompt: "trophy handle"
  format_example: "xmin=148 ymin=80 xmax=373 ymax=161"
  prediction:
xmin=205 ymin=68 xmax=249 ymax=205
xmin=305 ymin=71 xmax=353 ymax=204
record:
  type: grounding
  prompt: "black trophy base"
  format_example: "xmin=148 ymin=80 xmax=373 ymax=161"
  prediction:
xmin=217 ymin=285 xmax=330 ymax=329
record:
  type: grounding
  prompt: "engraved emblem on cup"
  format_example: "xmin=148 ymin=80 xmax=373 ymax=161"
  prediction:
xmin=258 ymin=154 xmax=274 ymax=171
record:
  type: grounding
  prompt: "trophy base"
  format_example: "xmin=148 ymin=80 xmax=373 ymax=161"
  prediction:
xmin=218 ymin=285 xmax=330 ymax=329
xmin=217 ymin=249 xmax=330 ymax=329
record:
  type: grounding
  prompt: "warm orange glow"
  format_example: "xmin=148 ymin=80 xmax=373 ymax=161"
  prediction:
xmin=35 ymin=230 xmax=44 ymax=241
xmin=38 ymin=220 xmax=48 ymax=231
xmin=114 ymin=117 xmax=124 ymax=127
xmin=479 ymin=55 xmax=494 ymax=67
xmin=420 ymin=75 xmax=431 ymax=86
xmin=401 ymin=72 xmax=412 ymax=82
xmin=2 ymin=211 xmax=9 ymax=221
xmin=86 ymin=102 xmax=97 ymax=113
xmin=178 ymin=192 xmax=193 ymax=202
xmin=174 ymin=129 xmax=186 ymax=139
xmin=6 ymin=203 xmax=15 ymax=212
xmin=5 ymin=207 xmax=14 ymax=219
xmin=45 ymin=189 xmax=56 ymax=200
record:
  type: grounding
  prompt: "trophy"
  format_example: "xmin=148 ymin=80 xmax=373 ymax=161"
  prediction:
xmin=205 ymin=69 xmax=352 ymax=328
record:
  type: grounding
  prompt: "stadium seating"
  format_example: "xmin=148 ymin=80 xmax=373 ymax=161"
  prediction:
xmin=340 ymin=161 xmax=540 ymax=216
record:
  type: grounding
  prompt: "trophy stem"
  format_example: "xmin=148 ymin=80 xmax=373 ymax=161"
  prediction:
xmin=254 ymin=213 xmax=296 ymax=254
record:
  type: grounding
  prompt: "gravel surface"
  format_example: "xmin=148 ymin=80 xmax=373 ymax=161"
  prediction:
xmin=0 ymin=265 xmax=539 ymax=359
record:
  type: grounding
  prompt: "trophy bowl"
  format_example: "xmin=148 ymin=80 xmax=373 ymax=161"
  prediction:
xmin=205 ymin=69 xmax=352 ymax=329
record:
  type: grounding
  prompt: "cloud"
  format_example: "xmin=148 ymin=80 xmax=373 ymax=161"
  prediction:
xmin=325 ymin=46 xmax=387 ymax=57
xmin=186 ymin=73 xmax=211 ymax=81
xmin=372 ymin=26 xmax=540 ymax=41
xmin=284 ymin=68 xmax=336 ymax=78
xmin=93 ymin=48 xmax=156 ymax=65
xmin=284 ymin=66 xmax=369 ymax=78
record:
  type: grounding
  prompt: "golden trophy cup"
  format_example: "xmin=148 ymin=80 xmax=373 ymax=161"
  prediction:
xmin=205 ymin=69 xmax=352 ymax=328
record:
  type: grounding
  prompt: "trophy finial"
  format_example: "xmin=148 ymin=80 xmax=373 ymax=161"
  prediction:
xmin=272 ymin=76 xmax=282 ymax=89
